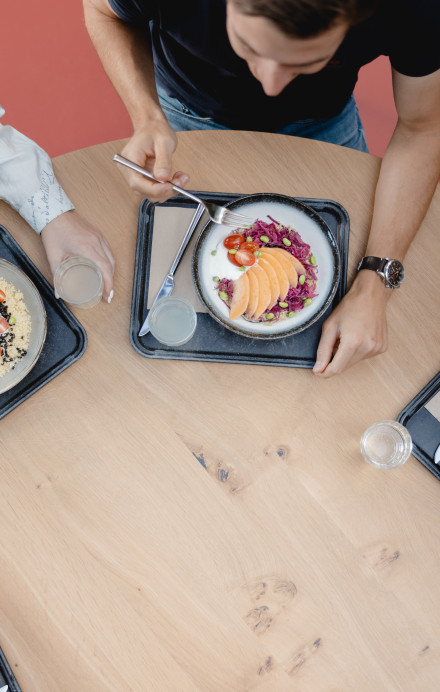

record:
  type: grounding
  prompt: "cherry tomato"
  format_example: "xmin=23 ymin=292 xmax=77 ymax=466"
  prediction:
xmin=227 ymin=252 xmax=241 ymax=266
xmin=223 ymin=234 xmax=244 ymax=250
xmin=0 ymin=290 xmax=5 ymax=303
xmin=0 ymin=316 xmax=9 ymax=333
xmin=239 ymin=241 xmax=260 ymax=253
xmin=235 ymin=249 xmax=256 ymax=267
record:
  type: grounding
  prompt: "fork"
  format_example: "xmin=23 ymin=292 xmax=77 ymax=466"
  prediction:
xmin=113 ymin=154 xmax=253 ymax=227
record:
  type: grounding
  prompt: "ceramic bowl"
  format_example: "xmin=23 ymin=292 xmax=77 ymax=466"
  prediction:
xmin=192 ymin=193 xmax=340 ymax=339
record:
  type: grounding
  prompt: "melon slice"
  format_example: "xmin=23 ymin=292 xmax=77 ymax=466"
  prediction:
xmin=258 ymin=257 xmax=280 ymax=307
xmin=259 ymin=252 xmax=289 ymax=301
xmin=263 ymin=246 xmax=306 ymax=276
xmin=229 ymin=272 xmax=250 ymax=320
xmin=251 ymin=264 xmax=272 ymax=319
xmin=245 ymin=268 xmax=259 ymax=318
xmin=288 ymin=255 xmax=306 ymax=276
xmin=261 ymin=248 xmax=298 ymax=288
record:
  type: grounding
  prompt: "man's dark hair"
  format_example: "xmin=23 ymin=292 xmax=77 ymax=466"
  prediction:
xmin=230 ymin=0 xmax=379 ymax=38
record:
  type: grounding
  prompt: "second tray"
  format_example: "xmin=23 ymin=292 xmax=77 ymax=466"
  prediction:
xmin=0 ymin=225 xmax=87 ymax=419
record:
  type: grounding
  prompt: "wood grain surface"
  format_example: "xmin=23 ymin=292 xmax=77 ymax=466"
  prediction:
xmin=0 ymin=131 xmax=439 ymax=691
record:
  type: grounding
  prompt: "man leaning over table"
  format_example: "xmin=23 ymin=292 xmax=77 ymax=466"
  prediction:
xmin=0 ymin=106 xmax=115 ymax=303
xmin=83 ymin=0 xmax=440 ymax=373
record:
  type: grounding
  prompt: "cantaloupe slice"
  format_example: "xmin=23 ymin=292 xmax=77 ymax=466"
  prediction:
xmin=229 ymin=272 xmax=250 ymax=320
xmin=262 ymin=246 xmax=306 ymax=276
xmin=259 ymin=252 xmax=289 ymax=301
xmin=258 ymin=257 xmax=280 ymax=307
xmin=261 ymin=248 xmax=298 ymax=288
xmin=251 ymin=264 xmax=272 ymax=318
xmin=245 ymin=267 xmax=259 ymax=318
xmin=288 ymin=255 xmax=306 ymax=276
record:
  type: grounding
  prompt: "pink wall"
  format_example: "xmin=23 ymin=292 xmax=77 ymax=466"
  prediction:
xmin=3 ymin=1 xmax=396 ymax=158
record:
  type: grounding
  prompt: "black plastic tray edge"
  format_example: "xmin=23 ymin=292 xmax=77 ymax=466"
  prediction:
xmin=129 ymin=193 xmax=350 ymax=367
xmin=397 ymin=370 xmax=440 ymax=481
xmin=0 ymin=225 xmax=88 ymax=419
xmin=0 ymin=647 xmax=23 ymax=692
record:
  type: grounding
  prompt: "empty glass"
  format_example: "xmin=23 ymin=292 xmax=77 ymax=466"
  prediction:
xmin=360 ymin=420 xmax=412 ymax=469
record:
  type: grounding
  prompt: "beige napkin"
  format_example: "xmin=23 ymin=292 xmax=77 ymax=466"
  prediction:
xmin=147 ymin=206 xmax=209 ymax=312
xmin=425 ymin=390 xmax=440 ymax=421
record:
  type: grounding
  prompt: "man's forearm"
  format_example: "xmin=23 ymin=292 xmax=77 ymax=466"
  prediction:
xmin=83 ymin=0 xmax=165 ymax=129
xmin=366 ymin=120 xmax=440 ymax=261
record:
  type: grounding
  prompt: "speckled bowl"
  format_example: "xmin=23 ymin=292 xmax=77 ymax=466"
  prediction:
xmin=0 ymin=258 xmax=47 ymax=394
xmin=192 ymin=193 xmax=340 ymax=340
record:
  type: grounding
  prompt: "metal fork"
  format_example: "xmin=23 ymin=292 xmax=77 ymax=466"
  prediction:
xmin=113 ymin=154 xmax=253 ymax=227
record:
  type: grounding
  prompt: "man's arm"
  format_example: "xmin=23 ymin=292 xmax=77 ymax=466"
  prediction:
xmin=314 ymin=67 xmax=440 ymax=377
xmin=83 ymin=0 xmax=189 ymax=201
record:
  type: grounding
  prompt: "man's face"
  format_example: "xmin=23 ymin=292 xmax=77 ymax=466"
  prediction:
xmin=226 ymin=2 xmax=349 ymax=97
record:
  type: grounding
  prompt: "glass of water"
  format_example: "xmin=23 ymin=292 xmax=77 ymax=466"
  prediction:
xmin=148 ymin=296 xmax=197 ymax=346
xmin=54 ymin=256 xmax=103 ymax=308
xmin=360 ymin=420 xmax=412 ymax=469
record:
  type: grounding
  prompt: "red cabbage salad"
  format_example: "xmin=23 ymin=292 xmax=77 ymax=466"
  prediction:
xmin=215 ymin=217 xmax=318 ymax=323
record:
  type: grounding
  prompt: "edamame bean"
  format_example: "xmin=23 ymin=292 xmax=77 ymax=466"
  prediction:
xmin=211 ymin=250 xmax=216 ymax=256
xmin=282 ymin=238 xmax=292 ymax=247
xmin=246 ymin=236 xmax=252 ymax=242
xmin=266 ymin=313 xmax=274 ymax=320
xmin=229 ymin=248 xmax=237 ymax=254
xmin=213 ymin=276 xmax=220 ymax=283
xmin=299 ymin=274 xmax=306 ymax=285
xmin=278 ymin=301 xmax=288 ymax=308
xmin=303 ymin=298 xmax=312 ymax=306
xmin=259 ymin=235 xmax=269 ymax=243
xmin=239 ymin=266 xmax=246 ymax=271
xmin=219 ymin=291 xmax=228 ymax=300
xmin=8 ymin=316 xmax=16 ymax=325
xmin=310 ymin=255 xmax=316 ymax=265
xmin=288 ymin=311 xmax=296 ymax=318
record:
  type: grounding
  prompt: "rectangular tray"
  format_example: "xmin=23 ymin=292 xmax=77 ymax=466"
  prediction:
xmin=0 ymin=646 xmax=23 ymax=692
xmin=398 ymin=371 xmax=440 ymax=481
xmin=130 ymin=193 xmax=349 ymax=368
xmin=0 ymin=225 xmax=87 ymax=419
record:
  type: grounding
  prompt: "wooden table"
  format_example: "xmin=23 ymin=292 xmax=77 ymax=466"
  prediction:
xmin=1 ymin=131 xmax=439 ymax=691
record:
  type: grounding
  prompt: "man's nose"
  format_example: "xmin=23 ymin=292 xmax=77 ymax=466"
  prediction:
xmin=253 ymin=61 xmax=298 ymax=96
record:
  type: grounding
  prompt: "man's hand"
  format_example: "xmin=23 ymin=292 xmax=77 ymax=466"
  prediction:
xmin=313 ymin=270 xmax=390 ymax=377
xmin=41 ymin=210 xmax=115 ymax=302
xmin=117 ymin=121 xmax=190 ymax=203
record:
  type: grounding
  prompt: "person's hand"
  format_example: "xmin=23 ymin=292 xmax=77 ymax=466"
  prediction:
xmin=313 ymin=270 xmax=391 ymax=377
xmin=41 ymin=210 xmax=115 ymax=303
xmin=117 ymin=121 xmax=190 ymax=203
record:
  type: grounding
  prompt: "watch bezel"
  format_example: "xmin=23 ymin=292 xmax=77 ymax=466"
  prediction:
xmin=382 ymin=259 xmax=404 ymax=288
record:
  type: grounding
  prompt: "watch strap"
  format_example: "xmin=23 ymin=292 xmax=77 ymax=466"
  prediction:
xmin=357 ymin=256 xmax=387 ymax=273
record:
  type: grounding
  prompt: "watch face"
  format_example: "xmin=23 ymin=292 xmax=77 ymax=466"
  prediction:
xmin=384 ymin=260 xmax=404 ymax=287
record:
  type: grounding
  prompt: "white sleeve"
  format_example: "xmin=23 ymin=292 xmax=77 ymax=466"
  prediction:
xmin=0 ymin=107 xmax=75 ymax=234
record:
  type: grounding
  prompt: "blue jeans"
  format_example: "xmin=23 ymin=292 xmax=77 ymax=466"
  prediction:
xmin=157 ymin=84 xmax=369 ymax=152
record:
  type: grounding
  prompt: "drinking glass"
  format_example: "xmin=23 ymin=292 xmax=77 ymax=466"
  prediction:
xmin=360 ymin=420 xmax=412 ymax=469
xmin=148 ymin=296 xmax=197 ymax=346
xmin=54 ymin=256 xmax=103 ymax=308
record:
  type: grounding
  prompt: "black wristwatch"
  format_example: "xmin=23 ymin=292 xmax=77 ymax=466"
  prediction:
xmin=357 ymin=256 xmax=405 ymax=288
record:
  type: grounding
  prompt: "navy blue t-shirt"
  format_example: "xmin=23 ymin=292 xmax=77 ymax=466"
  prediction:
xmin=108 ymin=0 xmax=440 ymax=130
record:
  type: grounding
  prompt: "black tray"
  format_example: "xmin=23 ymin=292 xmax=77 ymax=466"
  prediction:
xmin=398 ymin=371 xmax=440 ymax=481
xmin=0 ymin=226 xmax=87 ymax=419
xmin=130 ymin=193 xmax=349 ymax=368
xmin=0 ymin=646 xmax=23 ymax=691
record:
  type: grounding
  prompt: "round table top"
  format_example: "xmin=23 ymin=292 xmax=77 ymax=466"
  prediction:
xmin=1 ymin=131 xmax=439 ymax=691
